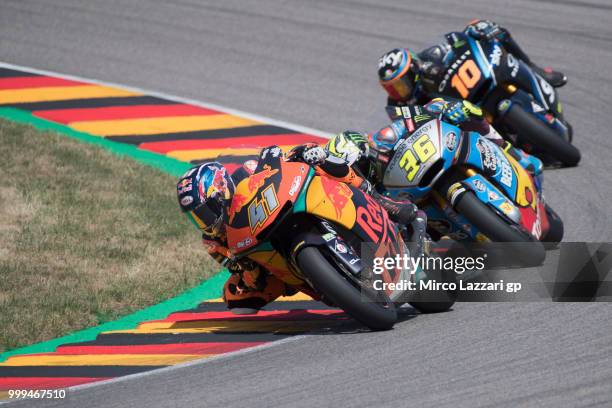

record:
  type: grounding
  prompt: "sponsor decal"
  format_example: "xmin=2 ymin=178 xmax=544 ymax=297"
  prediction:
xmin=270 ymin=146 xmax=282 ymax=157
xmin=178 ymin=185 xmax=192 ymax=194
xmin=248 ymin=164 xmax=279 ymax=191
xmin=177 ymin=178 xmax=193 ymax=194
xmin=335 ymin=242 xmax=347 ymax=254
xmin=531 ymin=100 xmax=544 ymax=113
xmin=401 ymin=106 xmax=412 ymax=119
xmin=507 ymin=53 xmax=519 ymax=77
xmin=537 ymin=75 xmax=555 ymax=105
xmin=500 ymin=201 xmax=515 ymax=216
xmin=180 ymin=196 xmax=193 ymax=206
xmin=378 ymin=49 xmax=403 ymax=74
xmin=473 ymin=179 xmax=486 ymax=192
xmin=178 ymin=178 xmax=192 ymax=189
xmin=445 ymin=131 xmax=457 ymax=151
xmin=489 ymin=44 xmax=502 ymax=66
xmin=488 ymin=190 xmax=499 ymax=201
xmin=288 ymin=176 xmax=302 ymax=197
xmin=405 ymin=123 xmax=432 ymax=144
xmin=439 ymin=50 xmax=472 ymax=92
xmin=476 ymin=139 xmax=498 ymax=172
xmin=414 ymin=114 xmax=431 ymax=123
xmin=209 ymin=166 xmax=229 ymax=198
xmin=261 ymin=146 xmax=280 ymax=159
xmin=500 ymin=160 xmax=513 ymax=187
xmin=243 ymin=159 xmax=258 ymax=175
xmin=532 ymin=212 xmax=542 ymax=239
xmin=322 ymin=232 xmax=335 ymax=242
xmin=236 ymin=237 xmax=253 ymax=249
xmin=320 ymin=176 xmax=353 ymax=218
xmin=498 ymin=99 xmax=511 ymax=113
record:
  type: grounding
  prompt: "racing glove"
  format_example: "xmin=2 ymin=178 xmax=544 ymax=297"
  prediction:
xmin=286 ymin=144 xmax=328 ymax=166
xmin=442 ymin=100 xmax=483 ymax=124
xmin=466 ymin=19 xmax=504 ymax=41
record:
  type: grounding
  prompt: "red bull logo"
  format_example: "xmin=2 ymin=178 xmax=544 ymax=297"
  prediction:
xmin=320 ymin=176 xmax=353 ymax=218
xmin=228 ymin=193 xmax=249 ymax=223
xmin=177 ymin=178 xmax=193 ymax=194
xmin=208 ymin=167 xmax=229 ymax=199
xmin=248 ymin=164 xmax=279 ymax=191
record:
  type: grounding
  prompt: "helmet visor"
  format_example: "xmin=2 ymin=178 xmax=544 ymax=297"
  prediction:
xmin=191 ymin=198 xmax=224 ymax=235
xmin=382 ymin=70 xmax=416 ymax=101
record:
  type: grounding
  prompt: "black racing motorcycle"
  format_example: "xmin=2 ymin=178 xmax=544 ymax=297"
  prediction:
xmin=426 ymin=31 xmax=580 ymax=167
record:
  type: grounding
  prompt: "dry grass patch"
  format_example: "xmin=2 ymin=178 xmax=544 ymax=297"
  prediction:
xmin=0 ymin=118 xmax=219 ymax=352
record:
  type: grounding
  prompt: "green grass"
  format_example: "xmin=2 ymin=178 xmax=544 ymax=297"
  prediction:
xmin=0 ymin=118 xmax=219 ymax=352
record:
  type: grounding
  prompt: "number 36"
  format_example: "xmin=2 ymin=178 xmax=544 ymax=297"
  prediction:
xmin=399 ymin=134 xmax=436 ymax=181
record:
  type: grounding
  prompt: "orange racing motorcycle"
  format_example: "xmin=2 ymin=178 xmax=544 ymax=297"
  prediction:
xmin=225 ymin=147 xmax=456 ymax=330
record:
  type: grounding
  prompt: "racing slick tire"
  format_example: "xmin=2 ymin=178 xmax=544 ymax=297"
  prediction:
xmin=296 ymin=246 xmax=397 ymax=331
xmin=454 ymin=190 xmax=546 ymax=267
xmin=502 ymin=103 xmax=581 ymax=167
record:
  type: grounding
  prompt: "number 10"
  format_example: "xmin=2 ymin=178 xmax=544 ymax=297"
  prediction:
xmin=451 ymin=59 xmax=482 ymax=98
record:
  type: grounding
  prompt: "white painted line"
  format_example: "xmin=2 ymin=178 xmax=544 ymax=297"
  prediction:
xmin=0 ymin=61 xmax=332 ymax=139
xmin=0 ymin=335 xmax=310 ymax=405
xmin=69 ymin=334 xmax=308 ymax=393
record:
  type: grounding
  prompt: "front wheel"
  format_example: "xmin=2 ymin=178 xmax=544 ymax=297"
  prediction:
xmin=453 ymin=190 xmax=546 ymax=266
xmin=501 ymin=103 xmax=580 ymax=167
xmin=409 ymin=260 xmax=457 ymax=313
xmin=296 ymin=247 xmax=397 ymax=331
xmin=542 ymin=204 xmax=564 ymax=244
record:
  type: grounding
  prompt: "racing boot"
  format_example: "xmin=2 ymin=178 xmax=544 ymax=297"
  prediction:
xmin=407 ymin=210 xmax=428 ymax=258
xmin=223 ymin=264 xmax=287 ymax=315
xmin=358 ymin=179 xmax=419 ymax=226
xmin=498 ymin=30 xmax=567 ymax=88
xmin=372 ymin=191 xmax=419 ymax=226
xmin=531 ymin=65 xmax=567 ymax=88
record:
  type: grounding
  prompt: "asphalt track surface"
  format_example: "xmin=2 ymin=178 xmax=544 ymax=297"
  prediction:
xmin=1 ymin=0 xmax=612 ymax=406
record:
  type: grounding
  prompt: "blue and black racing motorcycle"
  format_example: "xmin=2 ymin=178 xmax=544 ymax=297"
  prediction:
xmin=377 ymin=109 xmax=564 ymax=265
xmin=431 ymin=31 xmax=580 ymax=166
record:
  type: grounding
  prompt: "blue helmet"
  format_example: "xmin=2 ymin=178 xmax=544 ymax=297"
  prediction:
xmin=177 ymin=162 xmax=235 ymax=237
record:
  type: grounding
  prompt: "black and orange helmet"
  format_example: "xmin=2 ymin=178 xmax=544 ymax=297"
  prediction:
xmin=378 ymin=48 xmax=420 ymax=103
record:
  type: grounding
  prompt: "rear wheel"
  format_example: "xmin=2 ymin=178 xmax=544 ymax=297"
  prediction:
xmin=454 ymin=190 xmax=546 ymax=266
xmin=296 ymin=247 xmax=397 ymax=330
xmin=501 ymin=103 xmax=580 ymax=167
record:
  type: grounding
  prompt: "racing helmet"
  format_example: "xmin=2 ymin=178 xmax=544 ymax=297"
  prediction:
xmin=326 ymin=130 xmax=370 ymax=166
xmin=177 ymin=162 xmax=235 ymax=238
xmin=378 ymin=48 xmax=420 ymax=103
xmin=366 ymin=121 xmax=407 ymax=182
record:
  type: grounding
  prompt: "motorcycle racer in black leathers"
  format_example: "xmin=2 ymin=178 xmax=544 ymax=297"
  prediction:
xmin=378 ymin=19 xmax=566 ymax=106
